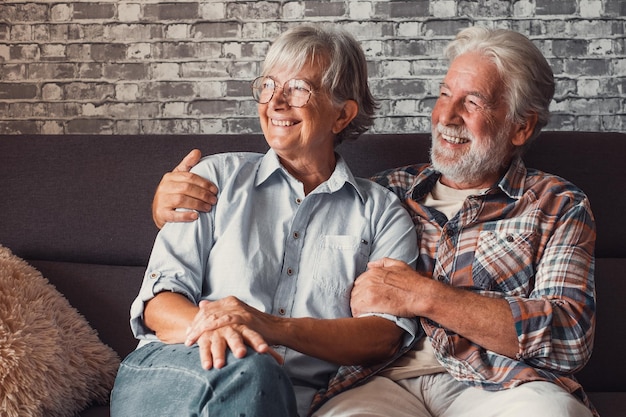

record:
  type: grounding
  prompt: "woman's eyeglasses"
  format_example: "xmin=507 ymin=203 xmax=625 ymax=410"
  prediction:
xmin=251 ymin=76 xmax=314 ymax=108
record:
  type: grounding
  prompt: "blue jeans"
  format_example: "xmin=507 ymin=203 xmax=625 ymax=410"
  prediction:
xmin=111 ymin=342 xmax=298 ymax=417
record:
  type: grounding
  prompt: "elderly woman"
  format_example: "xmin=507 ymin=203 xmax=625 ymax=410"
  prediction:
xmin=110 ymin=25 xmax=418 ymax=417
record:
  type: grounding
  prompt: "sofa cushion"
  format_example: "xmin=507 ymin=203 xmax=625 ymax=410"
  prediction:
xmin=0 ymin=246 xmax=120 ymax=417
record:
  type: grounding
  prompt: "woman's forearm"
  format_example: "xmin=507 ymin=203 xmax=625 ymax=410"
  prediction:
xmin=144 ymin=291 xmax=199 ymax=344
xmin=275 ymin=315 xmax=404 ymax=366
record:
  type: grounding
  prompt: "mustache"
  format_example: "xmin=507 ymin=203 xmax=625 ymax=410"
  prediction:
xmin=433 ymin=123 xmax=474 ymax=141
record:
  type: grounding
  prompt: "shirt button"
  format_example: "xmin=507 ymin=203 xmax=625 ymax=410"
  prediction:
xmin=293 ymin=231 xmax=300 ymax=239
xmin=287 ymin=268 xmax=294 ymax=276
xmin=295 ymin=198 xmax=302 ymax=204
xmin=506 ymin=234 xmax=515 ymax=242
xmin=278 ymin=308 xmax=286 ymax=315
xmin=149 ymin=271 xmax=160 ymax=279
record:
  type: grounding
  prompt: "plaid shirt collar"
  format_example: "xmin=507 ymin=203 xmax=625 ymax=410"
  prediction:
xmin=409 ymin=156 xmax=527 ymax=203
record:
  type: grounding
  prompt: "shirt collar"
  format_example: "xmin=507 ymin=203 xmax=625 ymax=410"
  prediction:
xmin=410 ymin=156 xmax=528 ymax=201
xmin=256 ymin=149 xmax=365 ymax=203
xmin=495 ymin=156 xmax=527 ymax=199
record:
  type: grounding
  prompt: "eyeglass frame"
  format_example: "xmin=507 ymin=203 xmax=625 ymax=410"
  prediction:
xmin=250 ymin=76 xmax=315 ymax=108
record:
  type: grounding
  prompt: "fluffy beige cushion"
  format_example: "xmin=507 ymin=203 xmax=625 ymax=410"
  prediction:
xmin=0 ymin=245 xmax=120 ymax=417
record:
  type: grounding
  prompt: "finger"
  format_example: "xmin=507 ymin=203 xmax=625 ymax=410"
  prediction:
xmin=367 ymin=258 xmax=384 ymax=268
xmin=368 ymin=257 xmax=402 ymax=269
xmin=157 ymin=208 xmax=199 ymax=228
xmin=168 ymin=175 xmax=218 ymax=208
xmin=239 ymin=327 xmax=269 ymax=354
xmin=406 ymin=198 xmax=421 ymax=214
xmin=265 ymin=346 xmax=284 ymax=365
xmin=173 ymin=149 xmax=202 ymax=172
xmin=381 ymin=257 xmax=405 ymax=267
xmin=197 ymin=333 xmax=214 ymax=370
xmin=223 ymin=328 xmax=248 ymax=360
xmin=210 ymin=332 xmax=229 ymax=369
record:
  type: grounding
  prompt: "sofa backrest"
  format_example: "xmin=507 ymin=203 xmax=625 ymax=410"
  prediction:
xmin=1 ymin=132 xmax=623 ymax=264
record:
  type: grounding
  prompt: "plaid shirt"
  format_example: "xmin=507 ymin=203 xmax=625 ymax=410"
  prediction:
xmin=309 ymin=157 xmax=597 ymax=415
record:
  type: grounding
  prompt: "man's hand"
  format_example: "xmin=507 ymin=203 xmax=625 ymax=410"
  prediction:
xmin=185 ymin=298 xmax=283 ymax=369
xmin=152 ymin=149 xmax=219 ymax=229
xmin=351 ymin=258 xmax=424 ymax=318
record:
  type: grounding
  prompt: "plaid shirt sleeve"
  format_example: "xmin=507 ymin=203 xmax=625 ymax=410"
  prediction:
xmin=508 ymin=190 xmax=596 ymax=373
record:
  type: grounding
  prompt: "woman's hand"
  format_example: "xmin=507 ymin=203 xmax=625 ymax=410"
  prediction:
xmin=185 ymin=297 xmax=283 ymax=369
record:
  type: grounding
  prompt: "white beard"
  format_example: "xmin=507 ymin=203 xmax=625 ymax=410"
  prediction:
xmin=430 ymin=123 xmax=513 ymax=185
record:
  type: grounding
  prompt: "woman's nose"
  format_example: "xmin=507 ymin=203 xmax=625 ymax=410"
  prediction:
xmin=269 ymin=85 xmax=289 ymax=107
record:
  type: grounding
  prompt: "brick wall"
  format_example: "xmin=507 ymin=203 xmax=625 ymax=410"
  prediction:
xmin=0 ymin=0 xmax=624 ymax=135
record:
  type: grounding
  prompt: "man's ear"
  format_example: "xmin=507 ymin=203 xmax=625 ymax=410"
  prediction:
xmin=332 ymin=100 xmax=359 ymax=134
xmin=511 ymin=112 xmax=538 ymax=146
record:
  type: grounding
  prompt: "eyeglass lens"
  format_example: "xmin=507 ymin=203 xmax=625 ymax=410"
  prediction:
xmin=252 ymin=77 xmax=312 ymax=108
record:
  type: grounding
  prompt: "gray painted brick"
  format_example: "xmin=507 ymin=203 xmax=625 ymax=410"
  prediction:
xmin=553 ymin=39 xmax=589 ymax=57
xmin=64 ymin=82 xmax=115 ymax=101
xmin=144 ymin=82 xmax=196 ymax=100
xmin=422 ymin=19 xmax=473 ymax=37
xmin=227 ymin=2 xmax=281 ymax=19
xmin=536 ymin=0 xmax=577 ymax=15
xmin=14 ymin=3 xmax=48 ymax=22
xmin=103 ymin=63 xmax=149 ymax=81
xmin=304 ymin=1 xmax=346 ymax=17
xmin=189 ymin=100 xmax=238 ymax=116
xmin=227 ymin=117 xmax=262 ymax=134
xmin=458 ymin=0 xmax=513 ymax=17
xmin=0 ymin=120 xmax=38 ymax=134
xmin=377 ymin=1 xmax=430 ymax=18
xmin=144 ymin=3 xmax=200 ymax=21
xmin=29 ymin=62 xmax=76 ymax=79
xmin=192 ymin=22 xmax=240 ymax=39
xmin=74 ymin=3 xmax=116 ymax=20
xmin=91 ymin=44 xmax=128 ymax=62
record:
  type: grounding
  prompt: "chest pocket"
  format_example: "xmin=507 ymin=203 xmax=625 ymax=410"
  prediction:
xmin=312 ymin=235 xmax=370 ymax=297
xmin=472 ymin=230 xmax=537 ymax=296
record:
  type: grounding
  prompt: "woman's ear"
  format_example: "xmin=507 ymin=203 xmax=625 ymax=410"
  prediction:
xmin=511 ymin=112 xmax=538 ymax=146
xmin=332 ymin=100 xmax=359 ymax=134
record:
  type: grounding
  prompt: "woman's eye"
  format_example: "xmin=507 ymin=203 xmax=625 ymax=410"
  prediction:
xmin=289 ymin=80 xmax=309 ymax=92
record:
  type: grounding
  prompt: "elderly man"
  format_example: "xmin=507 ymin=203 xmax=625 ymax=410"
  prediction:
xmin=152 ymin=27 xmax=596 ymax=417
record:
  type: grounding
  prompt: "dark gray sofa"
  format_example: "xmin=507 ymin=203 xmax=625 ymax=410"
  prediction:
xmin=1 ymin=132 xmax=624 ymax=416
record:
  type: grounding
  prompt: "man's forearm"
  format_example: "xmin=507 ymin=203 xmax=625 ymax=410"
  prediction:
xmin=418 ymin=279 xmax=519 ymax=358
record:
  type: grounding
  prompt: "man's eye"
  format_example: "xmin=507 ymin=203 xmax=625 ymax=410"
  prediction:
xmin=465 ymin=98 xmax=482 ymax=110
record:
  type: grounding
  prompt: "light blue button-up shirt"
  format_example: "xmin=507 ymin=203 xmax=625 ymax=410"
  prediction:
xmin=130 ymin=149 xmax=418 ymax=414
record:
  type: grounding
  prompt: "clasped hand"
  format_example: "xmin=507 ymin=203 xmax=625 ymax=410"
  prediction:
xmin=351 ymin=258 xmax=424 ymax=318
xmin=184 ymin=296 xmax=283 ymax=370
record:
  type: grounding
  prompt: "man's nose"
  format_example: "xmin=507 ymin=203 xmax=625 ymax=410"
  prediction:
xmin=435 ymin=98 xmax=463 ymax=126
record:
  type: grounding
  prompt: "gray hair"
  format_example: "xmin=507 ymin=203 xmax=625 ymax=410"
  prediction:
xmin=445 ymin=26 xmax=555 ymax=144
xmin=262 ymin=24 xmax=377 ymax=144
